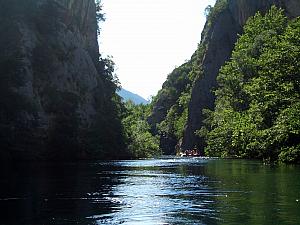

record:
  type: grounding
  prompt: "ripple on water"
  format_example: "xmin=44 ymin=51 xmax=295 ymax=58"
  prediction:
xmin=2 ymin=158 xmax=299 ymax=225
xmin=89 ymin=158 xmax=222 ymax=224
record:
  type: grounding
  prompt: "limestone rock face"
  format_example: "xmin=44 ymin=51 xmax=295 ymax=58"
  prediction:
xmin=181 ymin=0 xmax=300 ymax=151
xmin=0 ymin=0 xmax=109 ymax=160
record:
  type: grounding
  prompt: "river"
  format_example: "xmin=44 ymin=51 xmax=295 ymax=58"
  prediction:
xmin=0 ymin=157 xmax=299 ymax=224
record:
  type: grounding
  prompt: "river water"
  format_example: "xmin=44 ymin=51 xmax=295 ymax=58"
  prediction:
xmin=0 ymin=157 xmax=299 ymax=225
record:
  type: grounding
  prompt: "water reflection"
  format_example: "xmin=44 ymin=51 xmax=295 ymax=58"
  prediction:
xmin=0 ymin=162 xmax=123 ymax=224
xmin=90 ymin=158 xmax=226 ymax=225
xmin=0 ymin=158 xmax=299 ymax=224
xmin=206 ymin=160 xmax=300 ymax=225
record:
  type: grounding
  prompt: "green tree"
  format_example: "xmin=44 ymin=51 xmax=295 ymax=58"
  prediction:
xmin=201 ymin=7 xmax=300 ymax=163
xmin=123 ymin=101 xmax=161 ymax=158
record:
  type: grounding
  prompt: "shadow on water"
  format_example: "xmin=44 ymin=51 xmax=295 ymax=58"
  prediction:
xmin=0 ymin=158 xmax=300 ymax=225
xmin=0 ymin=161 xmax=124 ymax=225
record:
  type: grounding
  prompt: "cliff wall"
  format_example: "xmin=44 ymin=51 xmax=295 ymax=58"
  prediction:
xmin=0 ymin=0 xmax=119 ymax=160
xmin=148 ymin=0 xmax=300 ymax=154
xmin=182 ymin=0 xmax=300 ymax=151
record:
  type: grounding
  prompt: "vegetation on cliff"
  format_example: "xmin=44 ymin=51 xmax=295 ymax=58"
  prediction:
xmin=0 ymin=0 xmax=162 ymax=160
xmin=199 ymin=7 xmax=300 ymax=163
xmin=123 ymin=101 xmax=161 ymax=158
xmin=149 ymin=2 xmax=300 ymax=164
xmin=148 ymin=1 xmax=222 ymax=154
xmin=0 ymin=0 xmax=122 ymax=160
xmin=2 ymin=1 xmax=299 ymax=163
xmin=150 ymin=55 xmax=199 ymax=154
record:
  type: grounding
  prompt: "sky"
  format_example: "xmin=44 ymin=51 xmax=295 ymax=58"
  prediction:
xmin=99 ymin=0 xmax=216 ymax=99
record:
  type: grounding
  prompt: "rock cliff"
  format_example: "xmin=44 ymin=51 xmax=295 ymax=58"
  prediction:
xmin=182 ymin=0 xmax=300 ymax=151
xmin=0 ymin=0 xmax=124 ymax=160
xmin=149 ymin=0 xmax=300 ymax=154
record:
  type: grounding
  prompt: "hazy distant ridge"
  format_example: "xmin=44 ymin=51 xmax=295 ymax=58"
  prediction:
xmin=117 ymin=89 xmax=149 ymax=104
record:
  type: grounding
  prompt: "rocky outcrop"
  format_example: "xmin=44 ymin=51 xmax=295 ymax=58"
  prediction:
xmin=182 ymin=0 xmax=300 ymax=151
xmin=0 ymin=0 xmax=119 ymax=160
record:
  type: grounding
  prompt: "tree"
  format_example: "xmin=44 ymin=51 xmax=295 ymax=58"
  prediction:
xmin=123 ymin=101 xmax=161 ymax=158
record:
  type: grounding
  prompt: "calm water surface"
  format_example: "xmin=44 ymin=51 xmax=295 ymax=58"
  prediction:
xmin=0 ymin=158 xmax=300 ymax=225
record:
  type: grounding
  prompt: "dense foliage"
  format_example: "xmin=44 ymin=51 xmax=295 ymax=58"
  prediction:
xmin=199 ymin=7 xmax=300 ymax=163
xmin=123 ymin=101 xmax=161 ymax=158
xmin=148 ymin=35 xmax=207 ymax=154
xmin=148 ymin=0 xmax=228 ymax=154
xmin=154 ymin=61 xmax=193 ymax=145
xmin=83 ymin=56 xmax=129 ymax=159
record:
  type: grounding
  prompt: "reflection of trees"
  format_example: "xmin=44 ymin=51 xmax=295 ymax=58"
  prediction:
xmin=1 ymin=160 xmax=299 ymax=224
xmin=205 ymin=160 xmax=300 ymax=225
xmin=0 ymin=162 xmax=124 ymax=224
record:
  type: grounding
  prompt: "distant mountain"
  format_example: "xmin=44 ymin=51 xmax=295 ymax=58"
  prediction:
xmin=117 ymin=88 xmax=149 ymax=105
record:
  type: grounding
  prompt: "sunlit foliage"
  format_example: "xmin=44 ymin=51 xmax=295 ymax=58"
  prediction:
xmin=200 ymin=7 xmax=300 ymax=163
xmin=123 ymin=101 xmax=161 ymax=158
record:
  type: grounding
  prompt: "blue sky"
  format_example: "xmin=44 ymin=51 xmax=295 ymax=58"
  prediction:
xmin=99 ymin=0 xmax=216 ymax=99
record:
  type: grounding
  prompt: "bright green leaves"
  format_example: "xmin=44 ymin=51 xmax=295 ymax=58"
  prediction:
xmin=123 ymin=101 xmax=161 ymax=158
xmin=202 ymin=6 xmax=300 ymax=163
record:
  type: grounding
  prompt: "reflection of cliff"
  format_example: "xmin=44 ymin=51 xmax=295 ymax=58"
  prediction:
xmin=0 ymin=162 xmax=124 ymax=224
xmin=149 ymin=0 xmax=300 ymax=153
xmin=0 ymin=0 xmax=124 ymax=160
